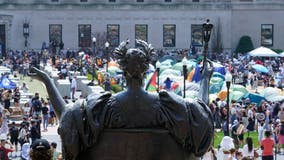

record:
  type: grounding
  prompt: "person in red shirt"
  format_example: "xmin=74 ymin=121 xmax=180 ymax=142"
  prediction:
xmin=261 ymin=131 xmax=274 ymax=160
xmin=0 ymin=139 xmax=14 ymax=160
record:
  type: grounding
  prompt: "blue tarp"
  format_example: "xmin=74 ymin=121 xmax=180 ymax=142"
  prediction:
xmin=192 ymin=64 xmax=226 ymax=82
xmin=0 ymin=75 xmax=17 ymax=89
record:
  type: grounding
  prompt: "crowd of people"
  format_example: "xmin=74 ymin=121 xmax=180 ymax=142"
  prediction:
xmin=0 ymin=88 xmax=60 ymax=159
xmin=1 ymin=45 xmax=284 ymax=160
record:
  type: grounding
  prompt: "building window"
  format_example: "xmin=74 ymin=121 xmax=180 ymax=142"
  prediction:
xmin=51 ymin=0 xmax=59 ymax=2
xmin=165 ymin=0 xmax=172 ymax=2
xmin=261 ymin=24 xmax=273 ymax=46
xmin=192 ymin=0 xmax=199 ymax=2
xmin=163 ymin=24 xmax=176 ymax=47
xmin=191 ymin=24 xmax=203 ymax=47
xmin=107 ymin=24 xmax=120 ymax=47
xmin=109 ymin=0 xmax=116 ymax=2
xmin=135 ymin=24 xmax=148 ymax=46
xmin=49 ymin=24 xmax=62 ymax=45
xmin=137 ymin=0 xmax=144 ymax=2
xmin=80 ymin=0 xmax=88 ymax=2
xmin=78 ymin=24 xmax=91 ymax=48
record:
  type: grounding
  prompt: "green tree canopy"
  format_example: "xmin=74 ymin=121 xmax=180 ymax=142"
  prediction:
xmin=235 ymin=35 xmax=254 ymax=54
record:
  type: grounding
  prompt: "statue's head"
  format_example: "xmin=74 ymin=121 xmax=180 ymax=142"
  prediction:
xmin=114 ymin=39 xmax=155 ymax=81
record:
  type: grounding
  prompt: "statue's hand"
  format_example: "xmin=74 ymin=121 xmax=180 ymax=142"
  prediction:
xmin=200 ymin=60 xmax=213 ymax=79
xmin=28 ymin=67 xmax=49 ymax=82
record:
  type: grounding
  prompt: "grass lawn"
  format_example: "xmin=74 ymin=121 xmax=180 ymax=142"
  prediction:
xmin=213 ymin=131 xmax=259 ymax=148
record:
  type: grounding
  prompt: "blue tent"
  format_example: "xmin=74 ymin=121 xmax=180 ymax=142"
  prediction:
xmin=244 ymin=93 xmax=266 ymax=106
xmin=209 ymin=82 xmax=224 ymax=94
xmin=0 ymin=76 xmax=17 ymax=89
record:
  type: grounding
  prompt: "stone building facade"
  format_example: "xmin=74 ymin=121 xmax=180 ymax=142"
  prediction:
xmin=0 ymin=0 xmax=283 ymax=55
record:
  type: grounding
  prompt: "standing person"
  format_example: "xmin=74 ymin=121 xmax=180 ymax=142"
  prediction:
xmin=8 ymin=122 xmax=19 ymax=154
xmin=18 ymin=123 xmax=29 ymax=150
xmin=242 ymin=137 xmax=254 ymax=159
xmin=237 ymin=121 xmax=245 ymax=147
xmin=20 ymin=83 xmax=29 ymax=93
xmin=30 ymin=120 xmax=40 ymax=144
xmin=278 ymin=121 xmax=284 ymax=154
xmin=23 ymin=60 xmax=29 ymax=78
xmin=231 ymin=120 xmax=240 ymax=148
xmin=13 ymin=87 xmax=21 ymax=107
xmin=22 ymin=103 xmax=30 ymax=117
xmin=163 ymin=77 xmax=173 ymax=91
xmin=0 ymin=109 xmax=10 ymax=135
xmin=2 ymin=90 xmax=12 ymax=110
xmin=0 ymin=138 xmax=14 ymax=160
xmin=261 ymin=131 xmax=274 ymax=160
xmin=258 ymin=121 xmax=265 ymax=145
xmin=103 ymin=78 xmax=111 ymax=92
xmin=48 ymin=98 xmax=57 ymax=126
xmin=31 ymin=93 xmax=42 ymax=118
xmin=41 ymin=102 xmax=49 ymax=132
xmin=70 ymin=75 xmax=77 ymax=100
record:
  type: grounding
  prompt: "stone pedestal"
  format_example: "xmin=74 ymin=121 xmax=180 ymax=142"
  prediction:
xmin=20 ymin=92 xmax=34 ymax=99
xmin=19 ymin=98 xmax=30 ymax=107
xmin=81 ymin=80 xmax=91 ymax=97
xmin=57 ymin=79 xmax=71 ymax=98
xmin=0 ymin=66 xmax=10 ymax=75
xmin=76 ymin=76 xmax=88 ymax=91
xmin=50 ymin=71 xmax=59 ymax=86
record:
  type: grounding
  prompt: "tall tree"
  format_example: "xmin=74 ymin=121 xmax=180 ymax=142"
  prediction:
xmin=235 ymin=35 xmax=254 ymax=55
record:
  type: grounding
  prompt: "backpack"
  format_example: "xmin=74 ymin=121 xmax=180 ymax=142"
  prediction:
xmin=0 ymin=148 xmax=5 ymax=160
xmin=33 ymin=99 xmax=42 ymax=112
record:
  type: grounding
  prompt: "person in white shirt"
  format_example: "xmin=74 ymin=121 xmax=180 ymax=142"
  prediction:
xmin=20 ymin=83 xmax=29 ymax=93
xmin=242 ymin=137 xmax=254 ymax=159
xmin=71 ymin=75 xmax=77 ymax=100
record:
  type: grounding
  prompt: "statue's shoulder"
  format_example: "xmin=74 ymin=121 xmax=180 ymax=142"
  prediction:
xmin=158 ymin=91 xmax=186 ymax=106
xmin=86 ymin=92 xmax=112 ymax=108
xmin=61 ymin=92 xmax=112 ymax=119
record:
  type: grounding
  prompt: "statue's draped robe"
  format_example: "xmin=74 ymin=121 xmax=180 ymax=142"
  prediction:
xmin=58 ymin=91 xmax=214 ymax=160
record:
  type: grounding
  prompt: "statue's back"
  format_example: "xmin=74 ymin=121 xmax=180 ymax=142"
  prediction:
xmin=77 ymin=129 xmax=190 ymax=160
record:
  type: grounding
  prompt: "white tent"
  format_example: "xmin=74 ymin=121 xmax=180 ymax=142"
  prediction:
xmin=248 ymin=46 xmax=280 ymax=57
xmin=280 ymin=51 xmax=284 ymax=57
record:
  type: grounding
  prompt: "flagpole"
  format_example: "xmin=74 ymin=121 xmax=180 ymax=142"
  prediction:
xmin=156 ymin=61 xmax=161 ymax=93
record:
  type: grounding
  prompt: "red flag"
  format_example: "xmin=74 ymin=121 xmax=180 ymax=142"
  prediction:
xmin=145 ymin=71 xmax=157 ymax=92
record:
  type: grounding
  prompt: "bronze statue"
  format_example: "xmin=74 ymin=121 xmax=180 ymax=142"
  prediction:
xmin=30 ymin=39 xmax=214 ymax=160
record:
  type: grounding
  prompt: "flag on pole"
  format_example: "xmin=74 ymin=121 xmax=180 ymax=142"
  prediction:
xmin=145 ymin=71 xmax=157 ymax=92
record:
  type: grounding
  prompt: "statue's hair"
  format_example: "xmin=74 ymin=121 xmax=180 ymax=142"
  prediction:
xmin=113 ymin=39 xmax=155 ymax=78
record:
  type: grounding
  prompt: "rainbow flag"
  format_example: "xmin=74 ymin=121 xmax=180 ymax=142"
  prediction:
xmin=145 ymin=71 xmax=157 ymax=92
